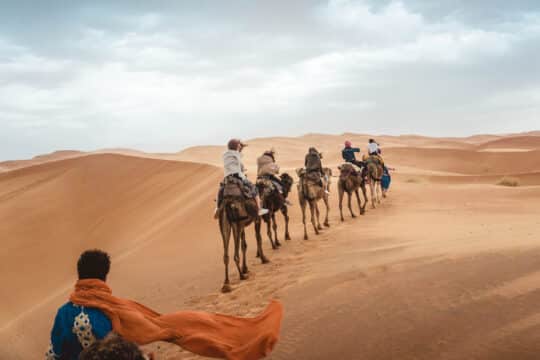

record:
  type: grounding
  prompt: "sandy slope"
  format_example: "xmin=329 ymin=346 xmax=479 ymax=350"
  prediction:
xmin=478 ymin=135 xmax=540 ymax=151
xmin=0 ymin=154 xmax=223 ymax=359
xmin=1 ymin=133 xmax=540 ymax=360
xmin=0 ymin=150 xmax=84 ymax=172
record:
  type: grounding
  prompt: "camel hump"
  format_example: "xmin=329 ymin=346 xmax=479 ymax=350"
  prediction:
xmin=367 ymin=162 xmax=383 ymax=180
xmin=339 ymin=163 xmax=358 ymax=181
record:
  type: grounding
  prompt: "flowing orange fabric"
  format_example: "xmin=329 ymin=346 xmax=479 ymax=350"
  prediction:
xmin=70 ymin=279 xmax=283 ymax=360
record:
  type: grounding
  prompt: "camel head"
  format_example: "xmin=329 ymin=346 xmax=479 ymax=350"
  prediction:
xmin=280 ymin=173 xmax=294 ymax=196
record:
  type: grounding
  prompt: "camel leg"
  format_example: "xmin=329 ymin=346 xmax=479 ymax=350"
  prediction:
xmin=309 ymin=201 xmax=320 ymax=235
xmin=241 ymin=229 xmax=249 ymax=276
xmin=355 ymin=189 xmax=364 ymax=215
xmin=377 ymin=182 xmax=382 ymax=203
xmin=301 ymin=198 xmax=309 ymax=240
xmin=338 ymin=185 xmax=345 ymax=222
xmin=370 ymin=179 xmax=376 ymax=209
xmin=348 ymin=191 xmax=356 ymax=218
xmin=255 ymin=218 xmax=270 ymax=264
xmin=315 ymin=202 xmax=323 ymax=230
xmin=272 ymin=212 xmax=281 ymax=247
xmin=361 ymin=183 xmax=368 ymax=214
xmin=232 ymin=224 xmax=246 ymax=280
xmin=220 ymin=212 xmax=232 ymax=293
xmin=265 ymin=213 xmax=277 ymax=250
xmin=282 ymin=206 xmax=291 ymax=240
xmin=323 ymin=194 xmax=330 ymax=227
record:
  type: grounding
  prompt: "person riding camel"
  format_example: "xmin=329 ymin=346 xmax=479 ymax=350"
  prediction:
xmin=367 ymin=138 xmax=384 ymax=167
xmin=215 ymin=139 xmax=268 ymax=218
xmin=342 ymin=140 xmax=365 ymax=169
xmin=257 ymin=148 xmax=281 ymax=190
xmin=304 ymin=147 xmax=330 ymax=194
xmin=257 ymin=149 xmax=292 ymax=206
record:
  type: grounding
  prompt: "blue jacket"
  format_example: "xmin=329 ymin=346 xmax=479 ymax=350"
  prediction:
xmin=46 ymin=302 xmax=112 ymax=360
xmin=342 ymin=147 xmax=360 ymax=162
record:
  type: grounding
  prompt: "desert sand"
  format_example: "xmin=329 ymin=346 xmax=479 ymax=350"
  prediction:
xmin=1 ymin=132 xmax=540 ymax=359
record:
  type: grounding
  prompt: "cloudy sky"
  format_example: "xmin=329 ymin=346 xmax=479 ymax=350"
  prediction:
xmin=1 ymin=0 xmax=539 ymax=160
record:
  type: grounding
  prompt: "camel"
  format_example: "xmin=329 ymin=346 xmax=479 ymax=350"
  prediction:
xmin=296 ymin=167 xmax=332 ymax=240
xmin=338 ymin=163 xmax=368 ymax=221
xmin=257 ymin=173 xmax=294 ymax=249
xmin=364 ymin=156 xmax=384 ymax=208
xmin=218 ymin=178 xmax=268 ymax=293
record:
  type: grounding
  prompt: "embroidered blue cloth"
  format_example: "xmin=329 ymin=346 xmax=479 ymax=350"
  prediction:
xmin=47 ymin=302 xmax=112 ymax=359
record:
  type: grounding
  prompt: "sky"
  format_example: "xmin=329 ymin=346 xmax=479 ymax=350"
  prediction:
xmin=1 ymin=0 xmax=539 ymax=160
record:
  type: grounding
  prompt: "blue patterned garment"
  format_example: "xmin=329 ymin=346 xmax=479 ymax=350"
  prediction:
xmin=381 ymin=166 xmax=391 ymax=190
xmin=46 ymin=302 xmax=112 ymax=360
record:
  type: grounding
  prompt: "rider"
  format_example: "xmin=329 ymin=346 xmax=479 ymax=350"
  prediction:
xmin=342 ymin=140 xmax=364 ymax=169
xmin=257 ymin=148 xmax=281 ymax=191
xmin=367 ymin=138 xmax=379 ymax=155
xmin=304 ymin=147 xmax=330 ymax=194
xmin=215 ymin=139 xmax=268 ymax=218
xmin=257 ymin=149 xmax=292 ymax=205
xmin=367 ymin=138 xmax=384 ymax=167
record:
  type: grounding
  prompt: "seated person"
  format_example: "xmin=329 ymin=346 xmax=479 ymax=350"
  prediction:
xmin=367 ymin=139 xmax=384 ymax=166
xmin=46 ymin=250 xmax=113 ymax=360
xmin=215 ymin=139 xmax=268 ymax=218
xmin=257 ymin=149 xmax=292 ymax=205
xmin=341 ymin=140 xmax=364 ymax=169
xmin=79 ymin=333 xmax=153 ymax=360
xmin=304 ymin=147 xmax=329 ymax=194
xmin=257 ymin=148 xmax=283 ymax=192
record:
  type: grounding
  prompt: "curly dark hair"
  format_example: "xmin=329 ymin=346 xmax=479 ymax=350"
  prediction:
xmin=79 ymin=333 xmax=146 ymax=360
xmin=77 ymin=249 xmax=111 ymax=281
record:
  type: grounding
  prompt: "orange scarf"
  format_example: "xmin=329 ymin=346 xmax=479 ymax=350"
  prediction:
xmin=70 ymin=279 xmax=283 ymax=360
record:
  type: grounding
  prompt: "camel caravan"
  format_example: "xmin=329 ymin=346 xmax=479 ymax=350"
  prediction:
xmin=214 ymin=138 xmax=389 ymax=292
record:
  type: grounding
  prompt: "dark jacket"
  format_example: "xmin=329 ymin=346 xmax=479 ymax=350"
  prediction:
xmin=342 ymin=147 xmax=360 ymax=162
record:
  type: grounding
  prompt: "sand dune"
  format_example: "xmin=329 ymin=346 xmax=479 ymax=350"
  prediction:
xmin=405 ymin=171 xmax=540 ymax=186
xmin=2 ymin=132 xmax=540 ymax=360
xmin=384 ymin=147 xmax=540 ymax=175
xmin=478 ymin=135 xmax=540 ymax=151
xmin=176 ymin=137 xmax=540 ymax=178
xmin=0 ymin=154 xmax=223 ymax=359
xmin=0 ymin=150 xmax=84 ymax=172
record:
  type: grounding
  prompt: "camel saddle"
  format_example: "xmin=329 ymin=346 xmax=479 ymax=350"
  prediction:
xmin=339 ymin=163 xmax=359 ymax=181
xmin=297 ymin=169 xmax=323 ymax=200
xmin=222 ymin=176 xmax=250 ymax=199
xmin=256 ymin=176 xmax=276 ymax=198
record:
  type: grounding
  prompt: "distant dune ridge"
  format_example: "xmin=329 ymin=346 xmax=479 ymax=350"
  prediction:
xmin=1 ymin=131 xmax=540 ymax=360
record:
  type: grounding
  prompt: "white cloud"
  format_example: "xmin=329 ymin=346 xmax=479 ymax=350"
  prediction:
xmin=323 ymin=0 xmax=424 ymax=42
xmin=0 ymin=1 xmax=539 ymax=159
